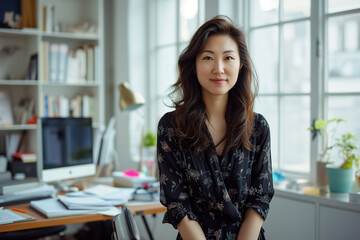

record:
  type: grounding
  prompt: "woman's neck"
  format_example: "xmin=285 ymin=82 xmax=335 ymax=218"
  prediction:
xmin=202 ymin=93 xmax=228 ymax=121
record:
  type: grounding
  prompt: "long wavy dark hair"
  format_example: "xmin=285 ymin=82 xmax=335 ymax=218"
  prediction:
xmin=170 ymin=15 xmax=258 ymax=154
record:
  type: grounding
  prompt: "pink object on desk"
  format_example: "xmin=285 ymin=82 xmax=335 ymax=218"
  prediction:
xmin=123 ymin=169 xmax=140 ymax=177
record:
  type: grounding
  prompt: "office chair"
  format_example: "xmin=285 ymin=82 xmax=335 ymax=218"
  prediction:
xmin=0 ymin=225 xmax=66 ymax=240
xmin=112 ymin=206 xmax=140 ymax=240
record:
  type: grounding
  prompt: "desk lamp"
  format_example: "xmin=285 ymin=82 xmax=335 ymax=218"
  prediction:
xmin=118 ymin=82 xmax=146 ymax=171
xmin=98 ymin=82 xmax=145 ymax=177
xmin=118 ymin=82 xmax=145 ymax=112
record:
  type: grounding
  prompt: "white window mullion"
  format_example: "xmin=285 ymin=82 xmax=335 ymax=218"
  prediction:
xmin=307 ymin=0 xmax=324 ymax=185
xmin=278 ymin=0 xmax=283 ymax=171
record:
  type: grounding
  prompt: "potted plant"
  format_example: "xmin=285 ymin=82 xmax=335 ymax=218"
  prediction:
xmin=139 ymin=130 xmax=157 ymax=176
xmin=308 ymin=118 xmax=344 ymax=187
xmin=326 ymin=133 xmax=360 ymax=193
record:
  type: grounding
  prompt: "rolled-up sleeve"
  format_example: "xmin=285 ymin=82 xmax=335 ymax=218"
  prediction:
xmin=157 ymin=113 xmax=197 ymax=229
xmin=246 ymin=114 xmax=274 ymax=220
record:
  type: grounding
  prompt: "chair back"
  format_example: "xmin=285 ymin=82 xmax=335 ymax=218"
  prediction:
xmin=112 ymin=206 xmax=140 ymax=240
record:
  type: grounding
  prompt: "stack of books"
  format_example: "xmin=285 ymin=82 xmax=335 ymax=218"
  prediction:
xmin=30 ymin=198 xmax=101 ymax=218
xmin=0 ymin=180 xmax=44 ymax=195
xmin=112 ymin=170 xmax=157 ymax=188
xmin=0 ymin=181 xmax=56 ymax=206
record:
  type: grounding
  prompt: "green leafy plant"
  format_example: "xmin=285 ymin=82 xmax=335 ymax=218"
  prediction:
xmin=143 ymin=130 xmax=156 ymax=147
xmin=330 ymin=133 xmax=360 ymax=169
xmin=308 ymin=118 xmax=344 ymax=162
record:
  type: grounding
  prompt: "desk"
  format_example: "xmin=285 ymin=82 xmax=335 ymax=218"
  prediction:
xmin=0 ymin=201 xmax=166 ymax=233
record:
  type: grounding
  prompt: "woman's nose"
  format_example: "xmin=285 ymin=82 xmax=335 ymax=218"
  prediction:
xmin=212 ymin=60 xmax=224 ymax=74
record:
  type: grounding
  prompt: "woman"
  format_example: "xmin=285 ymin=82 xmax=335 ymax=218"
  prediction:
xmin=157 ymin=16 xmax=274 ymax=240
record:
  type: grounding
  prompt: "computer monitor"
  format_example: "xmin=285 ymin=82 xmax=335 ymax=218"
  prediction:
xmin=37 ymin=118 xmax=96 ymax=182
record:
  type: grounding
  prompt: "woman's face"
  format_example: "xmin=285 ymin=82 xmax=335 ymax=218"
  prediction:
xmin=195 ymin=34 xmax=241 ymax=98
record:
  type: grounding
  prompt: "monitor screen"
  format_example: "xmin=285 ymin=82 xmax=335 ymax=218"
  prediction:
xmin=38 ymin=118 xmax=96 ymax=182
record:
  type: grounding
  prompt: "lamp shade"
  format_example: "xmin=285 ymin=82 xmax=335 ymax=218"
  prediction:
xmin=118 ymin=82 xmax=145 ymax=111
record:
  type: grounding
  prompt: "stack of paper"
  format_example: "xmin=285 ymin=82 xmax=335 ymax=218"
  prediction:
xmin=0 ymin=184 xmax=56 ymax=205
xmin=30 ymin=198 xmax=101 ymax=218
xmin=31 ymin=197 xmax=121 ymax=218
xmin=58 ymin=195 xmax=112 ymax=210
xmin=133 ymin=188 xmax=160 ymax=201
xmin=0 ymin=180 xmax=44 ymax=195
xmin=67 ymin=184 xmax=135 ymax=206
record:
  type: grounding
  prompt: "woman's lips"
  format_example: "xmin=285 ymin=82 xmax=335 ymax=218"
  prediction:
xmin=211 ymin=78 xmax=226 ymax=84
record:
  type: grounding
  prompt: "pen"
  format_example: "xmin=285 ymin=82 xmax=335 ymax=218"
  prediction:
xmin=11 ymin=208 xmax=29 ymax=214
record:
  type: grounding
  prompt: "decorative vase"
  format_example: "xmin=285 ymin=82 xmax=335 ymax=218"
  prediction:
xmin=140 ymin=146 xmax=156 ymax=176
xmin=326 ymin=166 xmax=354 ymax=193
xmin=316 ymin=161 xmax=330 ymax=187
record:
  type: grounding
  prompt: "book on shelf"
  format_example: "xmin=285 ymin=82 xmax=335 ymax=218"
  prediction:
xmin=58 ymin=43 xmax=69 ymax=83
xmin=87 ymin=45 xmax=94 ymax=82
xmin=12 ymin=152 xmax=36 ymax=163
xmin=21 ymin=0 xmax=36 ymax=28
xmin=4 ymin=133 xmax=22 ymax=161
xmin=94 ymin=45 xmax=100 ymax=82
xmin=0 ymin=91 xmax=14 ymax=126
xmin=41 ymin=41 xmax=49 ymax=82
xmin=42 ymin=41 xmax=98 ymax=83
xmin=59 ymin=96 xmax=69 ymax=117
xmin=49 ymin=42 xmax=59 ymax=82
xmin=0 ymin=180 xmax=44 ymax=195
xmin=76 ymin=48 xmax=86 ymax=82
xmin=25 ymin=53 xmax=38 ymax=80
xmin=41 ymin=4 xmax=56 ymax=32
xmin=42 ymin=94 xmax=94 ymax=118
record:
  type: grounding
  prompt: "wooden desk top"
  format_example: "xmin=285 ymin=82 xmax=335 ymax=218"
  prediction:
xmin=0 ymin=201 xmax=166 ymax=233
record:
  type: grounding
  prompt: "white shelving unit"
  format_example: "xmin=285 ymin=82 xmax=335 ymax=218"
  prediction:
xmin=0 ymin=0 xmax=104 ymax=161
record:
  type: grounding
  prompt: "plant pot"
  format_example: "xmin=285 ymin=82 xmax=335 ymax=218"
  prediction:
xmin=326 ymin=166 xmax=354 ymax=193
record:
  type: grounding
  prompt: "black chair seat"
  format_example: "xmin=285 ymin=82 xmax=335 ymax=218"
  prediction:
xmin=0 ymin=225 xmax=66 ymax=240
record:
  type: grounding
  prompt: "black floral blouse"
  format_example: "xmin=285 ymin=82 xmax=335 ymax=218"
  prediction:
xmin=157 ymin=112 xmax=274 ymax=240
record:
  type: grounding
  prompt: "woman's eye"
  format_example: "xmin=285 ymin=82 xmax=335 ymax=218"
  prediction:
xmin=203 ymin=56 xmax=212 ymax=60
xmin=225 ymin=56 xmax=234 ymax=60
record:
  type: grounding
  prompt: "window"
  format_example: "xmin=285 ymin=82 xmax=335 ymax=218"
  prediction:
xmin=149 ymin=0 xmax=203 ymax=130
xmin=249 ymin=0 xmax=311 ymax=174
xmin=148 ymin=0 xmax=360 ymax=180
xmin=244 ymin=0 xmax=360 ymax=178
xmin=325 ymin=0 xmax=360 ymax=166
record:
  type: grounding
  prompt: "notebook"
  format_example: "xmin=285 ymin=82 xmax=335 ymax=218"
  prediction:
xmin=30 ymin=198 xmax=99 ymax=218
xmin=0 ymin=209 xmax=36 ymax=225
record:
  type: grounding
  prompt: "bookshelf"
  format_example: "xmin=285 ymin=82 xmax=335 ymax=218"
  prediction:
xmin=0 ymin=0 xmax=104 ymax=164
